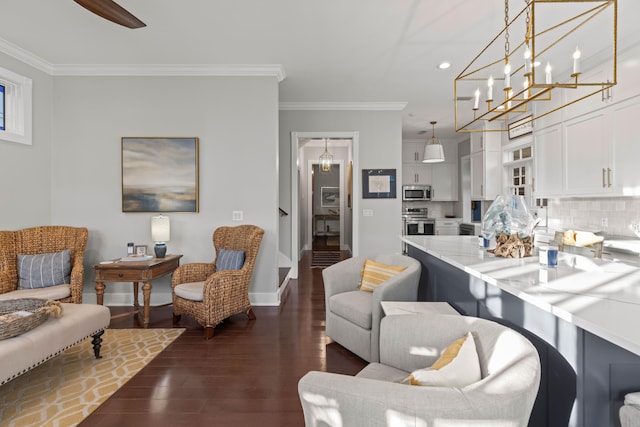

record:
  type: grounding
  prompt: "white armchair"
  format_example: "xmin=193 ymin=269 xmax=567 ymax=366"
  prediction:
xmin=323 ymin=254 xmax=421 ymax=362
xmin=299 ymin=313 xmax=541 ymax=427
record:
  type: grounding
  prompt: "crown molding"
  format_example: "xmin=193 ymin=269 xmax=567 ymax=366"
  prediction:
xmin=0 ymin=37 xmax=54 ymax=75
xmin=279 ymin=102 xmax=407 ymax=111
xmin=0 ymin=38 xmax=286 ymax=80
xmin=52 ymin=64 xmax=286 ymax=81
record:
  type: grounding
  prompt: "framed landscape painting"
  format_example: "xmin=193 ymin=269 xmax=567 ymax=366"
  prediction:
xmin=122 ymin=137 xmax=199 ymax=212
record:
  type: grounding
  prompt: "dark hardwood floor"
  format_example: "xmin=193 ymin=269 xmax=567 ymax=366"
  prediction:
xmin=81 ymin=245 xmax=363 ymax=426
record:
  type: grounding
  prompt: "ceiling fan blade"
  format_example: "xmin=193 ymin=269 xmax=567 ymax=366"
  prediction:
xmin=74 ymin=0 xmax=146 ymax=29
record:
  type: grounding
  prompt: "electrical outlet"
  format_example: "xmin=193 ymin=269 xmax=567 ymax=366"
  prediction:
xmin=601 ymin=217 xmax=608 ymax=227
xmin=232 ymin=211 xmax=243 ymax=221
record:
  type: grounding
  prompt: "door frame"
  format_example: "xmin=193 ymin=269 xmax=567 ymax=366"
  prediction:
xmin=290 ymin=131 xmax=359 ymax=278
xmin=307 ymin=159 xmax=345 ymax=251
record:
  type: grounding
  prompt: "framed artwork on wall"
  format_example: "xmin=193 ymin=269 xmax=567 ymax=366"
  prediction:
xmin=362 ymin=169 xmax=397 ymax=199
xmin=321 ymin=187 xmax=340 ymax=208
xmin=121 ymin=137 xmax=199 ymax=212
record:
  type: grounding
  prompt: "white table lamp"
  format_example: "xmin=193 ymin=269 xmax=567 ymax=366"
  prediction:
xmin=151 ymin=214 xmax=170 ymax=258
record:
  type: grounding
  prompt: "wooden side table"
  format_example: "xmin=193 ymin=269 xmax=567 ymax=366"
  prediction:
xmin=93 ymin=254 xmax=183 ymax=327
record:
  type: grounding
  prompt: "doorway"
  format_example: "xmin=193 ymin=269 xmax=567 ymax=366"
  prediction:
xmin=311 ymin=163 xmax=341 ymax=252
xmin=290 ymin=132 xmax=360 ymax=278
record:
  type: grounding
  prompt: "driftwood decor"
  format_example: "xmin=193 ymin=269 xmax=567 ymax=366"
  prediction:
xmin=488 ymin=232 xmax=534 ymax=258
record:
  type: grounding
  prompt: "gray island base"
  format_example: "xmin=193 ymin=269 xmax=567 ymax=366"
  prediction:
xmin=404 ymin=235 xmax=640 ymax=427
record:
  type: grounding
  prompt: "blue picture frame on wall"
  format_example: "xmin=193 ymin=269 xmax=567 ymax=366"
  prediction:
xmin=362 ymin=169 xmax=396 ymax=199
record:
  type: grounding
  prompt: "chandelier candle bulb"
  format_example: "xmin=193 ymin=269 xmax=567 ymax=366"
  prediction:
xmin=504 ymin=63 xmax=511 ymax=89
xmin=523 ymin=79 xmax=529 ymax=99
xmin=473 ymin=88 xmax=480 ymax=110
xmin=524 ymin=47 xmax=532 ymax=74
xmin=573 ymin=47 xmax=581 ymax=75
xmin=545 ymin=62 xmax=552 ymax=84
xmin=487 ymin=75 xmax=494 ymax=101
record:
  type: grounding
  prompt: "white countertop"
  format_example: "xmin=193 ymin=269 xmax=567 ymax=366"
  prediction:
xmin=402 ymin=235 xmax=640 ymax=357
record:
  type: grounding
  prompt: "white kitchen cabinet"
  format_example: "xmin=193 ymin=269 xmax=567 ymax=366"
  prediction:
xmin=435 ymin=218 xmax=461 ymax=235
xmin=402 ymin=163 xmax=432 ymax=185
xmin=429 ymin=142 xmax=459 ymax=201
xmin=610 ymin=96 xmax=640 ymax=196
xmin=402 ymin=141 xmax=426 ymax=163
xmin=564 ymin=110 xmax=609 ymax=195
xmin=534 ymin=124 xmax=564 ymax=197
xmin=561 ymin=95 xmax=640 ymax=197
xmin=430 ymin=162 xmax=458 ymax=201
xmin=470 ymin=124 xmax=501 ymax=200
xmin=402 ymin=141 xmax=430 ymax=185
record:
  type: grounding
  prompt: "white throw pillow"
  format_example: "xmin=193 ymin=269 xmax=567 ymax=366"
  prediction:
xmin=406 ymin=332 xmax=481 ymax=387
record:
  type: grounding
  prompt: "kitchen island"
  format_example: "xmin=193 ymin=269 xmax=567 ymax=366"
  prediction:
xmin=403 ymin=235 xmax=640 ymax=427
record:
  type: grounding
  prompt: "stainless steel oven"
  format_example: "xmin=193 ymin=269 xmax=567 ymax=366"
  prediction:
xmin=402 ymin=208 xmax=435 ymax=236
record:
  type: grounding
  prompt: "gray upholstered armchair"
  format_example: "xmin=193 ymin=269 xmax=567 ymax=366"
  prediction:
xmin=299 ymin=314 xmax=541 ymax=427
xmin=323 ymin=254 xmax=420 ymax=362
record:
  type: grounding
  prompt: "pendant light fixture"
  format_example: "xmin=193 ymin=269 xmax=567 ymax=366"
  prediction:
xmin=454 ymin=0 xmax=616 ymax=133
xmin=319 ymin=138 xmax=333 ymax=172
xmin=423 ymin=121 xmax=445 ymax=163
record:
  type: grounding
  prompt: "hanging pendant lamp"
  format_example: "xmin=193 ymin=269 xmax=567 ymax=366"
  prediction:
xmin=319 ymin=138 xmax=333 ymax=172
xmin=423 ymin=121 xmax=445 ymax=163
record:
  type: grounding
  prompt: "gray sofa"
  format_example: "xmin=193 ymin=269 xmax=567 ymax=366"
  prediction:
xmin=323 ymin=254 xmax=420 ymax=362
xmin=299 ymin=313 xmax=541 ymax=427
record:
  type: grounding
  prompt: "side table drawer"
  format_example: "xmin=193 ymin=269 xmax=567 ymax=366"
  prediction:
xmin=95 ymin=270 xmax=146 ymax=282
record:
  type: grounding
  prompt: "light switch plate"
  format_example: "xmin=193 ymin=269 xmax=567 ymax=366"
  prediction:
xmin=232 ymin=211 xmax=243 ymax=221
xmin=363 ymin=209 xmax=373 ymax=217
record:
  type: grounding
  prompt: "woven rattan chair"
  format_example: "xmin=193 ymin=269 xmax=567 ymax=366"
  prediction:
xmin=171 ymin=225 xmax=264 ymax=339
xmin=0 ymin=226 xmax=89 ymax=304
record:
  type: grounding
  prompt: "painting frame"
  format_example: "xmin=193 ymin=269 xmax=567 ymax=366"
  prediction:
xmin=122 ymin=137 xmax=199 ymax=213
xmin=362 ymin=169 xmax=397 ymax=199
xmin=508 ymin=115 xmax=533 ymax=140
xmin=321 ymin=187 xmax=340 ymax=208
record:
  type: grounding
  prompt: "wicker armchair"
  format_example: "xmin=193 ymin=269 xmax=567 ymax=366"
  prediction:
xmin=0 ymin=226 xmax=89 ymax=304
xmin=171 ymin=225 xmax=264 ymax=339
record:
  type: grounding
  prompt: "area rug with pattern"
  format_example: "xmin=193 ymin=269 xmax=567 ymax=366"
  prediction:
xmin=0 ymin=328 xmax=184 ymax=427
xmin=311 ymin=251 xmax=341 ymax=268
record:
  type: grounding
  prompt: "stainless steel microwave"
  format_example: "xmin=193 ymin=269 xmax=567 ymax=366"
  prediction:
xmin=402 ymin=185 xmax=431 ymax=201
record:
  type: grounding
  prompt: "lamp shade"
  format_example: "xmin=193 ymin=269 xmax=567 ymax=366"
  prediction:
xmin=422 ymin=143 xmax=445 ymax=163
xmin=151 ymin=215 xmax=170 ymax=242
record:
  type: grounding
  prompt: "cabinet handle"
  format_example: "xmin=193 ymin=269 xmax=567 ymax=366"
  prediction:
xmin=532 ymin=177 xmax=535 ymax=193
xmin=481 ymin=184 xmax=483 ymax=196
xmin=602 ymin=168 xmax=606 ymax=188
xmin=608 ymin=168 xmax=612 ymax=187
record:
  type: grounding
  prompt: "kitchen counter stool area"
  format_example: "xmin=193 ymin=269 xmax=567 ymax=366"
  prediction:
xmin=404 ymin=235 xmax=640 ymax=427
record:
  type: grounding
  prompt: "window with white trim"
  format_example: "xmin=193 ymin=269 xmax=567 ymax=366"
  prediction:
xmin=0 ymin=66 xmax=32 ymax=145
xmin=503 ymin=143 xmax=533 ymax=206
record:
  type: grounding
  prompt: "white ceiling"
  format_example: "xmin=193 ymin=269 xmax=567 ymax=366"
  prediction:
xmin=0 ymin=0 xmax=637 ymax=140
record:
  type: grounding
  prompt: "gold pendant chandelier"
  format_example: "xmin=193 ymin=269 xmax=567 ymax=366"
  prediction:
xmin=319 ymin=138 xmax=333 ymax=172
xmin=455 ymin=0 xmax=617 ymax=133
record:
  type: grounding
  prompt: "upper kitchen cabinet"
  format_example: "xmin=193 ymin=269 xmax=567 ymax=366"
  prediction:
xmin=609 ymin=96 xmax=640 ymax=196
xmin=402 ymin=141 xmax=431 ymax=185
xmin=470 ymin=123 xmax=501 ymax=200
xmin=402 ymin=141 xmax=426 ymax=163
xmin=534 ymin=123 xmax=564 ymax=197
xmin=563 ymin=110 xmax=610 ymax=195
xmin=430 ymin=142 xmax=459 ymax=201
xmin=561 ymin=95 xmax=640 ymax=197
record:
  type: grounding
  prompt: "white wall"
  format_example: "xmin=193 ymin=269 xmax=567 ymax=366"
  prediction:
xmin=0 ymin=52 xmax=53 ymax=228
xmin=280 ymin=110 xmax=404 ymax=257
xmin=48 ymin=75 xmax=280 ymax=305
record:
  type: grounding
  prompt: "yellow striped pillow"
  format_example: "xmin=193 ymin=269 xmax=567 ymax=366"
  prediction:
xmin=359 ymin=259 xmax=407 ymax=292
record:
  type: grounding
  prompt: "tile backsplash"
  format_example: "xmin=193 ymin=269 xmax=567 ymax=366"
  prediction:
xmin=547 ymin=197 xmax=640 ymax=237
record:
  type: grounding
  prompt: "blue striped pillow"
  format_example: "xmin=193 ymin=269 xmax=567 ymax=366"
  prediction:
xmin=216 ymin=249 xmax=245 ymax=271
xmin=18 ymin=249 xmax=71 ymax=289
